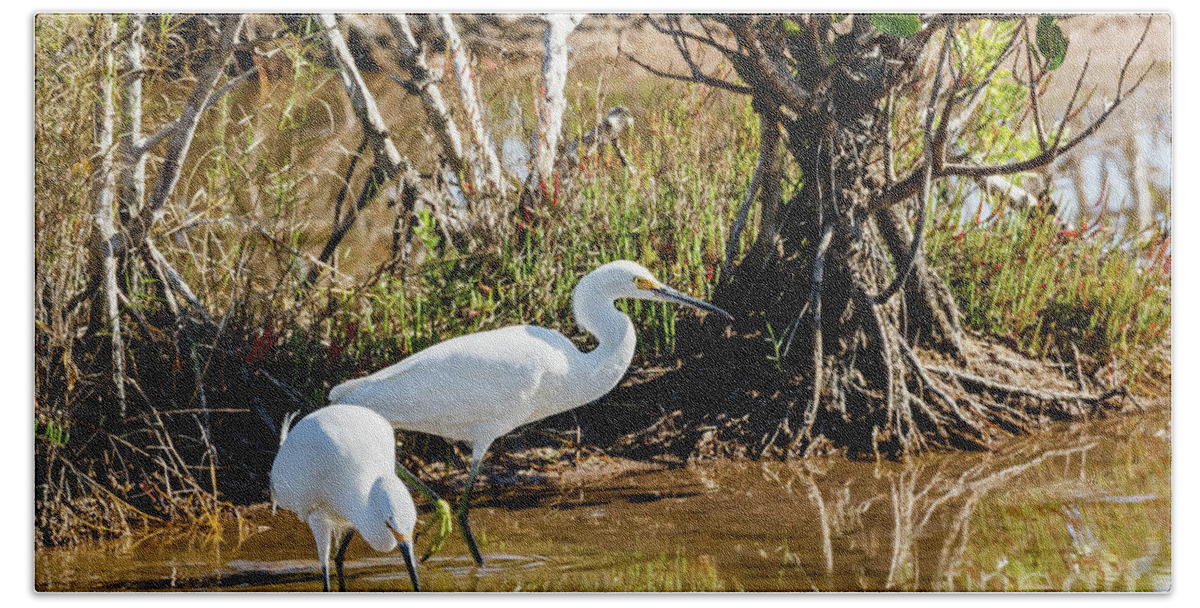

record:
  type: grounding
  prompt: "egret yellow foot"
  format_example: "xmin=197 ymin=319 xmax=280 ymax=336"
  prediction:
xmin=395 ymin=463 xmax=455 ymax=562
xmin=420 ymin=498 xmax=454 ymax=561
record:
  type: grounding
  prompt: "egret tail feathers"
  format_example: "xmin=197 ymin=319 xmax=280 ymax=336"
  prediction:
xmin=278 ymin=410 xmax=301 ymax=446
xmin=329 ymin=368 xmax=416 ymax=404
xmin=271 ymin=410 xmax=301 ymax=515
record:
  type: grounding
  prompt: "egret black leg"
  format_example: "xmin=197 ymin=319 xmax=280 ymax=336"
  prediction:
xmin=333 ymin=529 xmax=355 ymax=592
xmin=458 ymin=456 xmax=485 ymax=566
xmin=395 ymin=463 xmax=443 ymax=505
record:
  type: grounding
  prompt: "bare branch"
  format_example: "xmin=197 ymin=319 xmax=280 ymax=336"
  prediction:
xmin=645 ymin=14 xmax=739 ymax=57
xmin=384 ymin=14 xmax=468 ymax=177
xmin=307 ymin=13 xmax=424 ymax=284
xmin=436 ymin=14 xmax=505 ymax=191
xmin=1116 ymin=15 xmax=1155 ymax=98
xmin=624 ymin=51 xmax=751 ymax=94
xmin=666 ymin=15 xmax=748 ymax=93
xmin=955 ymin=24 xmax=1019 ymax=105
xmin=876 ymin=20 xmax=1153 ymax=210
xmin=1022 ymin=21 xmax=1049 ymax=151
xmin=926 ymin=22 xmax=956 ymax=170
xmin=117 ymin=14 xmax=146 ymax=223
xmin=144 ymin=239 xmax=213 ymax=325
xmin=332 ymin=134 xmax=369 ymax=227
xmin=884 ymin=90 xmax=897 ymax=184
xmin=87 ymin=16 xmax=127 ymax=417
xmin=935 ymin=20 xmax=1010 ymax=142
xmin=874 ymin=162 xmax=933 ymax=303
xmin=318 ymin=14 xmax=400 ymax=173
xmin=952 ymin=16 xmax=1154 ymax=178
xmin=132 ymin=66 xmax=257 ymax=159
xmin=724 ymin=17 xmax=811 ymax=111
xmin=873 ymin=24 xmax=952 ymax=303
xmin=872 ymin=166 xmax=925 ymax=213
xmin=124 ymin=14 xmax=246 ymax=250
xmin=942 ymin=89 xmax=1140 ymax=179
xmin=1051 ymin=51 xmax=1093 ymax=148
xmin=162 ymin=216 xmax=355 ymax=283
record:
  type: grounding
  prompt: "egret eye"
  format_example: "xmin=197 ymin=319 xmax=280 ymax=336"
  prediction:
xmin=632 ymin=276 xmax=657 ymax=290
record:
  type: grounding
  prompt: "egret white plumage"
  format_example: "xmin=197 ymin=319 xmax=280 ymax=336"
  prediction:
xmin=330 ymin=260 xmax=732 ymax=565
xmin=270 ymin=405 xmax=421 ymax=592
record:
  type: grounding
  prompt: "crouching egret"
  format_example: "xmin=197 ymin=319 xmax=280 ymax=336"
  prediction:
xmin=270 ymin=405 xmax=421 ymax=592
xmin=330 ymin=260 xmax=732 ymax=565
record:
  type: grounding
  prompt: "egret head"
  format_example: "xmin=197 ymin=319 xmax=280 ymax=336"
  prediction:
xmin=365 ymin=476 xmax=421 ymax=591
xmin=588 ymin=260 xmax=733 ymax=320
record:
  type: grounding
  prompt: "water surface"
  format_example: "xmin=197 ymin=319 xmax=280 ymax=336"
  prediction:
xmin=36 ymin=410 xmax=1170 ymax=592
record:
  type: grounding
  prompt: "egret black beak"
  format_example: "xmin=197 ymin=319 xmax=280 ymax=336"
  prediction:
xmin=652 ymin=285 xmax=733 ymax=320
xmin=387 ymin=521 xmax=420 ymax=592
xmin=398 ymin=538 xmax=420 ymax=591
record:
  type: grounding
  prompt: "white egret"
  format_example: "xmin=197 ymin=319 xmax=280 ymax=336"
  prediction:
xmin=270 ymin=405 xmax=421 ymax=592
xmin=330 ymin=260 xmax=732 ymax=565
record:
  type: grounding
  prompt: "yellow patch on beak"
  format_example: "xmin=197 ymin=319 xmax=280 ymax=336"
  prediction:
xmin=632 ymin=276 xmax=658 ymax=290
xmin=385 ymin=521 xmax=409 ymax=543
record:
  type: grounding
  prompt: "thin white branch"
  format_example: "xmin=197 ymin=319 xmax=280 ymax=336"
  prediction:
xmin=126 ymin=14 xmax=246 ymax=249
xmin=436 ymin=14 xmax=504 ymax=192
xmin=90 ymin=16 xmax=127 ymax=416
xmin=117 ymin=14 xmax=146 ymax=221
xmin=385 ymin=14 xmax=468 ymax=176
xmin=319 ymin=14 xmax=401 ymax=171
xmin=532 ymin=13 xmax=585 ymax=186
xmin=145 ymin=239 xmax=213 ymax=325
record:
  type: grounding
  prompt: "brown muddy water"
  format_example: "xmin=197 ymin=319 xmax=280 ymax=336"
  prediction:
xmin=36 ymin=410 xmax=1170 ymax=592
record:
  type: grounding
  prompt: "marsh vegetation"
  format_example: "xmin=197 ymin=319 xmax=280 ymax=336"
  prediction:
xmin=34 ymin=13 xmax=1169 ymax=589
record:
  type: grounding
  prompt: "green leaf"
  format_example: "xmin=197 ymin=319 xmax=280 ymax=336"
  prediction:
xmin=870 ymin=13 xmax=921 ymax=37
xmin=1036 ymin=15 xmax=1069 ymax=70
xmin=781 ymin=18 xmax=802 ymax=36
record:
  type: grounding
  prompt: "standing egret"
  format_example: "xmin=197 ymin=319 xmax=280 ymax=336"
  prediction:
xmin=330 ymin=260 xmax=732 ymax=565
xmin=270 ymin=405 xmax=421 ymax=592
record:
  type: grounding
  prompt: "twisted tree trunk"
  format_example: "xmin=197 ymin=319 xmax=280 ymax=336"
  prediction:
xmin=634 ymin=14 xmax=1149 ymax=459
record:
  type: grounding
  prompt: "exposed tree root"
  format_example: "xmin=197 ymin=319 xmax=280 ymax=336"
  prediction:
xmin=606 ymin=329 xmax=1145 ymax=464
xmin=926 ymin=366 xmax=1139 ymax=416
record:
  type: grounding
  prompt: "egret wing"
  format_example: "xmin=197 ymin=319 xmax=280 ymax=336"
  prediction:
xmin=329 ymin=325 xmax=574 ymax=443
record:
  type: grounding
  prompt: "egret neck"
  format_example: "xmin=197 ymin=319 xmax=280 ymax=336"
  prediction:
xmin=570 ymin=270 xmax=638 ymax=406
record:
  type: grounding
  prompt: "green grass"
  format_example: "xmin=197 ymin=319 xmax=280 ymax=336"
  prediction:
xmin=308 ymin=86 xmax=760 ymax=387
xmin=926 ymin=193 xmax=1171 ymax=387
